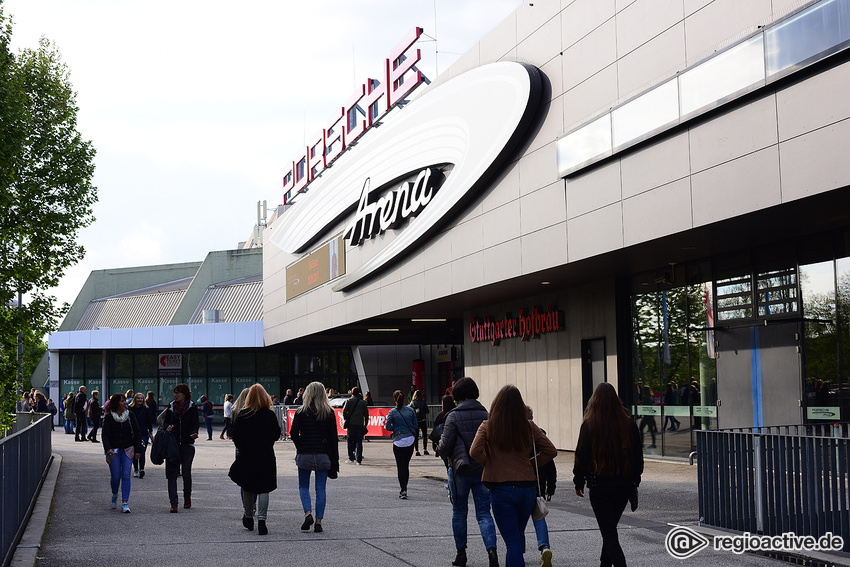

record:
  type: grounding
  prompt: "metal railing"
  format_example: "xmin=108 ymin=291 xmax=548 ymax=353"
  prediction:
xmin=1 ymin=413 xmax=53 ymax=567
xmin=696 ymin=423 xmax=849 ymax=552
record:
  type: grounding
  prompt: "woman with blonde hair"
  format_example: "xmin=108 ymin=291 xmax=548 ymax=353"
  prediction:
xmin=228 ymin=384 xmax=280 ymax=535
xmin=470 ymin=385 xmax=557 ymax=567
xmin=573 ymin=382 xmax=643 ymax=567
xmin=289 ymin=381 xmax=339 ymax=532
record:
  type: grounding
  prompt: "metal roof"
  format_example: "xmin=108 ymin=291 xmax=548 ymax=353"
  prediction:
xmin=75 ymin=289 xmax=186 ymax=330
xmin=188 ymin=280 xmax=263 ymax=324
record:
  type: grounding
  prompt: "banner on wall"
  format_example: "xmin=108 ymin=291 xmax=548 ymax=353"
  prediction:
xmin=285 ymin=407 xmax=393 ymax=437
xmin=412 ymin=359 xmax=424 ymax=392
xmin=158 ymin=354 xmax=182 ymax=377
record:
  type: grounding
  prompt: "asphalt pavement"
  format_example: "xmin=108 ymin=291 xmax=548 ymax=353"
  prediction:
xmin=12 ymin=429 xmax=849 ymax=567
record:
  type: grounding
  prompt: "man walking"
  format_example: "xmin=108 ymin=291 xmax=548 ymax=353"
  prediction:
xmin=74 ymin=386 xmax=88 ymax=442
xmin=86 ymin=390 xmax=102 ymax=442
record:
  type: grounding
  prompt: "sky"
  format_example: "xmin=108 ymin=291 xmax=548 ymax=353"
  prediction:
xmin=3 ymin=0 xmax=522 ymax=311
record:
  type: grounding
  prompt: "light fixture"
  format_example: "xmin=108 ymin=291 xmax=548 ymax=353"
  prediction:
xmin=411 ymin=318 xmax=446 ymax=322
xmin=368 ymin=328 xmax=399 ymax=332
xmin=541 ymin=281 xmax=550 ymax=285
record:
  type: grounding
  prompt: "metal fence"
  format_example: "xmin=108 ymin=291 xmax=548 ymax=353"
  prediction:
xmin=696 ymin=423 xmax=849 ymax=552
xmin=1 ymin=413 xmax=53 ymax=567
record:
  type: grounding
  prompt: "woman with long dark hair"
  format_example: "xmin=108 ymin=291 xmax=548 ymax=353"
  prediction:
xmin=470 ymin=385 xmax=556 ymax=567
xmin=229 ymin=383 xmax=281 ymax=535
xmin=573 ymin=382 xmax=643 ymax=567
xmin=289 ymin=381 xmax=339 ymax=532
xmin=384 ymin=389 xmax=419 ymax=499
xmin=101 ymin=393 xmax=142 ymax=513
xmin=158 ymin=383 xmax=200 ymax=513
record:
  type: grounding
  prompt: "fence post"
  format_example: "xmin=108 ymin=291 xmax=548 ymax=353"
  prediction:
xmin=753 ymin=434 xmax=765 ymax=533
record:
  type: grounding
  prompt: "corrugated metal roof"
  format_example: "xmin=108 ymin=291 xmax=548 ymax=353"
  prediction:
xmin=76 ymin=289 xmax=186 ymax=330
xmin=188 ymin=280 xmax=263 ymax=324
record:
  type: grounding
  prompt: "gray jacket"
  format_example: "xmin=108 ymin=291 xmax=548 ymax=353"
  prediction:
xmin=342 ymin=397 xmax=369 ymax=428
xmin=436 ymin=399 xmax=488 ymax=474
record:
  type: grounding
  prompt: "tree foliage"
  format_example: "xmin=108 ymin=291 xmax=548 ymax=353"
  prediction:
xmin=0 ymin=3 xmax=97 ymax=423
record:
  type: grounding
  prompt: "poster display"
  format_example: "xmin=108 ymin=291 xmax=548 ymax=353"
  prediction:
xmin=207 ymin=377 xmax=230 ymax=405
xmin=134 ymin=377 xmax=157 ymax=401
xmin=232 ymin=377 xmax=256 ymax=399
xmin=109 ymin=378 xmax=133 ymax=398
xmin=257 ymin=376 xmax=280 ymax=399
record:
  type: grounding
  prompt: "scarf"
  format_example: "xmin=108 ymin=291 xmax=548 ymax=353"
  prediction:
xmin=111 ymin=410 xmax=129 ymax=423
xmin=172 ymin=399 xmax=190 ymax=418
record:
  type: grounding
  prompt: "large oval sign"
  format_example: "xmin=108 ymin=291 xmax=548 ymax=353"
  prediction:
xmin=268 ymin=61 xmax=542 ymax=292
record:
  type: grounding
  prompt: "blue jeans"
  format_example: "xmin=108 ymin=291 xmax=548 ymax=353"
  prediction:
xmin=298 ymin=467 xmax=328 ymax=519
xmin=448 ymin=467 xmax=497 ymax=551
xmin=108 ymin=450 xmax=133 ymax=501
xmin=490 ymin=485 xmax=536 ymax=567
xmin=204 ymin=416 xmax=214 ymax=439
xmin=533 ymin=516 xmax=549 ymax=550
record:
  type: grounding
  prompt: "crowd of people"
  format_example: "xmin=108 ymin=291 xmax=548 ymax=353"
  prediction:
xmin=43 ymin=379 xmax=646 ymax=566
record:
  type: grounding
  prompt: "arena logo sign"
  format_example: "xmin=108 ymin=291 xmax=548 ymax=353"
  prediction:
xmin=344 ymin=168 xmax=441 ymax=245
xmin=268 ymin=61 xmax=542 ymax=292
xmin=470 ymin=306 xmax=564 ymax=345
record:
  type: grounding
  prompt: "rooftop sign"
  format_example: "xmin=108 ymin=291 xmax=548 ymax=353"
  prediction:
xmin=282 ymin=27 xmax=427 ymax=204
xmin=269 ymin=61 xmax=542 ymax=292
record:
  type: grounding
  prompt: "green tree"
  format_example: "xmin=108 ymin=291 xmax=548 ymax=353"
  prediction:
xmin=0 ymin=4 xmax=97 ymax=425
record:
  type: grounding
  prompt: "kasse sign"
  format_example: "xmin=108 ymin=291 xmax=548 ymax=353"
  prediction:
xmin=268 ymin=61 xmax=542 ymax=292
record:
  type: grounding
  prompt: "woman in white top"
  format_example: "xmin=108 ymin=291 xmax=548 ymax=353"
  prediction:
xmin=220 ymin=393 xmax=234 ymax=439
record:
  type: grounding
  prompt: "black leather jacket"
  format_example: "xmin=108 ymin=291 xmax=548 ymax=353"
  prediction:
xmin=436 ymin=399 xmax=488 ymax=474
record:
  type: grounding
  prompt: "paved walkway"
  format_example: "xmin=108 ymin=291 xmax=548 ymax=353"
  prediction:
xmin=15 ymin=430 xmax=848 ymax=566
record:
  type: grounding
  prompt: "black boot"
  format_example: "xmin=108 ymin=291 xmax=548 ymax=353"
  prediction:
xmin=242 ymin=516 xmax=254 ymax=531
xmin=487 ymin=547 xmax=499 ymax=567
xmin=258 ymin=520 xmax=268 ymax=535
xmin=452 ymin=548 xmax=467 ymax=567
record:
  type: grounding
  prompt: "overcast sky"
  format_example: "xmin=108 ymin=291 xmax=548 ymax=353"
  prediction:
xmin=3 ymin=0 xmax=522 ymax=311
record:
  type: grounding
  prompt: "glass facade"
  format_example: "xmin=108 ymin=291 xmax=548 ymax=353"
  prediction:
xmin=57 ymin=347 xmax=359 ymax=408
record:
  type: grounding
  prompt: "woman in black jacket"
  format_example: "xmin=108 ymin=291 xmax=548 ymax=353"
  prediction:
xmin=573 ymin=382 xmax=644 ymax=567
xmin=128 ymin=393 xmax=153 ymax=479
xmin=228 ymin=384 xmax=281 ymax=535
xmin=289 ymin=381 xmax=339 ymax=533
xmin=102 ymin=393 xmax=142 ymax=513
xmin=158 ymin=383 xmax=200 ymax=513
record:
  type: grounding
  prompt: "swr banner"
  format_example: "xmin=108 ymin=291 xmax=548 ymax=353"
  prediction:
xmin=286 ymin=407 xmax=393 ymax=437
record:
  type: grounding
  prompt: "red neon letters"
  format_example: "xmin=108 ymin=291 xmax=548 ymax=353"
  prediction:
xmin=469 ymin=306 xmax=563 ymax=345
xmin=283 ymin=27 xmax=425 ymax=204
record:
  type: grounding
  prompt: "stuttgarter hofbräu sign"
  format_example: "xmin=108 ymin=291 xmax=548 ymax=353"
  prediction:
xmin=469 ymin=306 xmax=564 ymax=345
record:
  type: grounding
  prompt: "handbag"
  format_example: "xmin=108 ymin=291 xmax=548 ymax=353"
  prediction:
xmin=531 ymin=438 xmax=549 ymax=521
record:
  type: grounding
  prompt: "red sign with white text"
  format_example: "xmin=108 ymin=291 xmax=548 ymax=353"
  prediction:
xmin=286 ymin=407 xmax=393 ymax=437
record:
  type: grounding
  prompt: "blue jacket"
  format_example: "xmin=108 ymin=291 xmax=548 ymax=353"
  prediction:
xmin=385 ymin=406 xmax=418 ymax=440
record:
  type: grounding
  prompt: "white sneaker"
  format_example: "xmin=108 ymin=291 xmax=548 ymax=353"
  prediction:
xmin=540 ymin=548 xmax=552 ymax=567
xmin=121 ymin=502 xmax=131 ymax=513
xmin=399 ymin=490 xmax=407 ymax=499
xmin=110 ymin=494 xmax=118 ymax=509
xmin=133 ymin=471 xmax=139 ymax=477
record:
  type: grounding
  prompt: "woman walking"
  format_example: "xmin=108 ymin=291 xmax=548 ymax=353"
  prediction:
xmin=436 ymin=377 xmax=498 ymax=567
xmin=128 ymin=393 xmax=153 ymax=479
xmin=229 ymin=384 xmax=281 ymax=535
xmin=384 ymin=389 xmax=419 ymax=499
xmin=470 ymin=385 xmax=557 ymax=567
xmin=220 ymin=393 xmax=234 ymax=439
xmin=573 ymin=382 xmax=643 ymax=567
xmin=342 ymin=386 xmax=369 ymax=464
xmin=200 ymin=395 xmax=214 ymax=440
xmin=410 ymin=390 xmax=429 ymax=456
xmin=289 ymin=382 xmax=339 ymax=533
xmin=158 ymin=383 xmax=200 ymax=513
xmin=101 ymin=393 xmax=142 ymax=513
